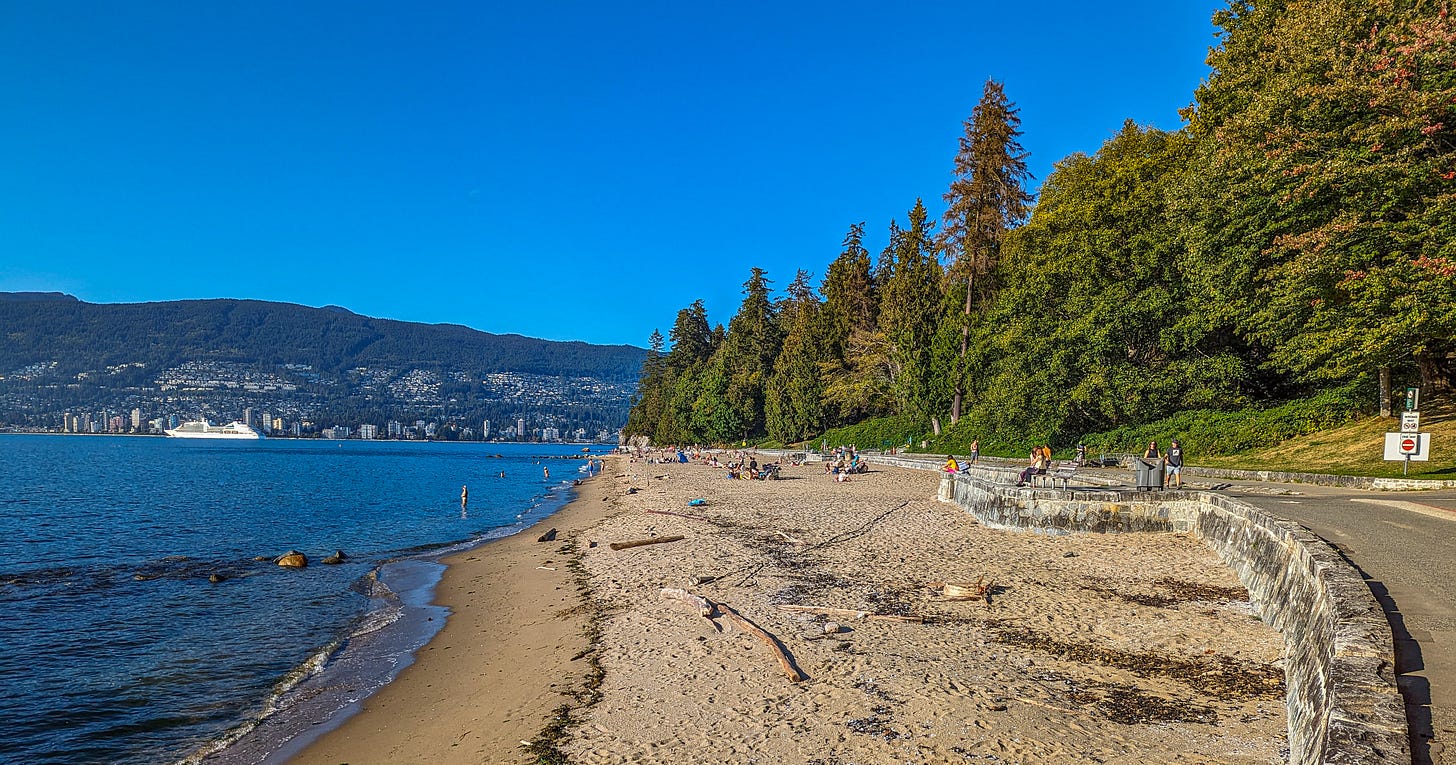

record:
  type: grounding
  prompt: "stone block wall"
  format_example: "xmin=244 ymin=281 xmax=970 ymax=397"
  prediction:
xmin=937 ymin=473 xmax=1409 ymax=765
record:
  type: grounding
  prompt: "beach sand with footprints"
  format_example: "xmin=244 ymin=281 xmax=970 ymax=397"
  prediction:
xmin=291 ymin=455 xmax=1288 ymax=764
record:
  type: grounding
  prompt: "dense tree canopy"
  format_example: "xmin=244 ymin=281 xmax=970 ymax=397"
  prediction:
xmin=625 ymin=1 xmax=1455 ymax=449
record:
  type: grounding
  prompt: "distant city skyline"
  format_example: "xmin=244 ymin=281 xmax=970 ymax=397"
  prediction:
xmin=2 ymin=1 xmax=1221 ymax=346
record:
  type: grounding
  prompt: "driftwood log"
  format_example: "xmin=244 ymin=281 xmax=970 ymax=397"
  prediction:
xmin=716 ymin=602 xmax=808 ymax=683
xmin=659 ymin=589 xmax=806 ymax=682
xmin=777 ymin=604 xmax=925 ymax=623
xmin=609 ymin=535 xmax=686 ymax=551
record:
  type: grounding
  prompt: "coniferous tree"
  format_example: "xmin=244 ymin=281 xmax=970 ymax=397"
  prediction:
xmin=719 ymin=268 xmax=782 ymax=441
xmin=766 ymin=270 xmax=828 ymax=442
xmin=623 ymin=329 xmax=667 ymax=439
xmin=879 ymin=200 xmax=943 ymax=422
xmin=940 ymin=79 xmax=1034 ymax=424
xmin=666 ymin=299 xmax=715 ymax=374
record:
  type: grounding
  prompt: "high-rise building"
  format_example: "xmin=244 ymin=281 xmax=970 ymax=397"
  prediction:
xmin=359 ymin=423 xmax=378 ymax=439
xmin=243 ymin=407 xmax=255 ymax=427
xmin=517 ymin=418 xmax=526 ymax=441
xmin=482 ymin=419 xmax=491 ymax=440
xmin=260 ymin=411 xmax=272 ymax=432
xmin=131 ymin=409 xmax=142 ymax=431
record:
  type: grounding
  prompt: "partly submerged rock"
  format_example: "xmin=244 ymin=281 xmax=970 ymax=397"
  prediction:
xmin=276 ymin=551 xmax=308 ymax=568
xmin=321 ymin=550 xmax=346 ymax=565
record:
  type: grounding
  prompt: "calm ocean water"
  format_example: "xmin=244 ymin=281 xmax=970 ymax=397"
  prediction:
xmin=0 ymin=435 xmax=601 ymax=765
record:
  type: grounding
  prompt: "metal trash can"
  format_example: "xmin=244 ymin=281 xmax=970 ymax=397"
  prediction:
xmin=1133 ymin=458 xmax=1164 ymax=491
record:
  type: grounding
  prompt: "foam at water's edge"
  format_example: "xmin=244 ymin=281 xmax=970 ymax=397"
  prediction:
xmin=186 ymin=483 xmax=580 ymax=765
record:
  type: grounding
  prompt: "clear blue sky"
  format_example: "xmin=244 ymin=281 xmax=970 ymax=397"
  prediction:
xmin=1 ymin=1 xmax=1223 ymax=347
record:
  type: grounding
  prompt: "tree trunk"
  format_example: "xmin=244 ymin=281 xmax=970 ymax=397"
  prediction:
xmin=1379 ymin=366 xmax=1392 ymax=417
xmin=931 ymin=416 xmax=942 ymax=436
xmin=952 ymin=271 xmax=974 ymax=425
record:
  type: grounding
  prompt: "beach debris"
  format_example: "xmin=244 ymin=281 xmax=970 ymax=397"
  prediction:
xmin=645 ymin=509 xmax=714 ymax=522
xmin=660 ymin=589 xmax=806 ymax=682
xmin=776 ymin=530 xmax=805 ymax=546
xmin=609 ymin=535 xmax=685 ymax=551
xmin=688 ymin=498 xmax=707 ymax=506
xmin=776 ymin=604 xmax=924 ymax=624
xmin=716 ymin=601 xmax=808 ymax=683
xmin=537 ymin=566 xmax=558 ymax=571
xmin=537 ymin=528 xmax=559 ymax=543
xmin=930 ymin=576 xmax=994 ymax=602
xmin=691 ymin=574 xmax=718 ymax=586
xmin=660 ymin=587 xmax=716 ymax=618
xmin=625 ymin=487 xmax=639 ymax=495
xmin=823 ymin=621 xmax=844 ymax=634
xmin=322 ymin=550 xmax=346 ymax=564
xmin=275 ymin=551 xmax=308 ymax=568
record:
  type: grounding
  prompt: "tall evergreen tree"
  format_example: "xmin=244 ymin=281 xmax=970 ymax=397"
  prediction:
xmin=822 ymin=223 xmax=878 ymax=347
xmin=879 ymin=200 xmax=943 ymax=422
xmin=666 ymin=299 xmax=715 ymax=374
xmin=623 ymin=329 xmax=667 ymax=439
xmin=719 ymin=268 xmax=783 ymax=441
xmin=940 ymin=79 xmax=1034 ymax=424
xmin=766 ymin=270 xmax=828 ymax=442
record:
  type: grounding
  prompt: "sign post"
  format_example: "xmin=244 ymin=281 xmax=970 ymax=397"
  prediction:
xmin=1406 ymin=387 xmax=1420 ymax=412
xmin=1402 ymin=411 xmax=1421 ymax=432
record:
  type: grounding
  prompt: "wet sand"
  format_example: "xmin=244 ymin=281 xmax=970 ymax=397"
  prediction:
xmin=286 ymin=470 xmax=617 ymax=764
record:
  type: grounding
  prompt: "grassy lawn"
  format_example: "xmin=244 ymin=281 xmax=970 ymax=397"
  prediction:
xmin=1195 ymin=402 xmax=1456 ymax=479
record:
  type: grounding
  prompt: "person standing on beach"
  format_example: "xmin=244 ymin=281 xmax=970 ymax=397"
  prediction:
xmin=1166 ymin=439 xmax=1184 ymax=489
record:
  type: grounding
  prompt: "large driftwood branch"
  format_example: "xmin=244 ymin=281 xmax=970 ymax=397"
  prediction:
xmin=716 ymin=602 xmax=808 ymax=683
xmin=609 ymin=535 xmax=686 ymax=551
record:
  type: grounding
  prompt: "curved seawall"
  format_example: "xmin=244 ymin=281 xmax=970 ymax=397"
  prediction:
xmin=929 ymin=469 xmax=1408 ymax=764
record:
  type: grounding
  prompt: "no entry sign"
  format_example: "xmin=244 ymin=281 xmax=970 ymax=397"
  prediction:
xmin=1384 ymin=432 xmax=1430 ymax=461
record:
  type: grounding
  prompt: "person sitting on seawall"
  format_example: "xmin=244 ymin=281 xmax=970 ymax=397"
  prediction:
xmin=1017 ymin=447 xmax=1049 ymax=486
xmin=942 ymin=455 xmax=959 ymax=474
xmin=1165 ymin=439 xmax=1184 ymax=489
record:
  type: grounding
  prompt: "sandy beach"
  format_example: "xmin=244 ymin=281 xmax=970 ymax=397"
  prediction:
xmin=287 ymin=470 xmax=617 ymax=764
xmin=291 ymin=455 xmax=1289 ymax=764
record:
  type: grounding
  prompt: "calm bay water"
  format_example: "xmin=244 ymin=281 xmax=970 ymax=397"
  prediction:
xmin=0 ymin=435 xmax=599 ymax=765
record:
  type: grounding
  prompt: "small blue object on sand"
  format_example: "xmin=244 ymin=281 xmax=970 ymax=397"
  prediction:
xmin=688 ymin=498 xmax=707 ymax=507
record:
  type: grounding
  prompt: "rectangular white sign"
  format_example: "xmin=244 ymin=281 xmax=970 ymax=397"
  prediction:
xmin=1384 ymin=432 xmax=1431 ymax=461
xmin=1402 ymin=411 xmax=1420 ymax=431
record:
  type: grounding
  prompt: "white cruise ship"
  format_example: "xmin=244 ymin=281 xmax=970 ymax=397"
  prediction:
xmin=163 ymin=421 xmax=264 ymax=440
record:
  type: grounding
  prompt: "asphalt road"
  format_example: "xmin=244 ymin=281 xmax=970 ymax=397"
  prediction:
xmin=1211 ymin=479 xmax=1456 ymax=765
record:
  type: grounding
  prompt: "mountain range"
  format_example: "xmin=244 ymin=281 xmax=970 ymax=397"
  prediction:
xmin=0 ymin=293 xmax=646 ymax=437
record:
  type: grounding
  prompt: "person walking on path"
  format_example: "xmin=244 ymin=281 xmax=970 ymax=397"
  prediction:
xmin=1165 ymin=439 xmax=1184 ymax=489
xmin=969 ymin=439 xmax=979 ymax=465
xmin=1143 ymin=440 xmax=1161 ymax=461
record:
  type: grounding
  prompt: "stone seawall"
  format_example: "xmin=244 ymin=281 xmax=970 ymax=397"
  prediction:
xmin=936 ymin=473 xmax=1409 ymax=765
